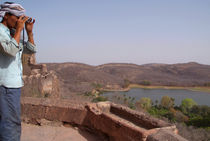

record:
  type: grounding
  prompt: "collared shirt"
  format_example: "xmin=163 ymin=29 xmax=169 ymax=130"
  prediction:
xmin=0 ymin=23 xmax=36 ymax=88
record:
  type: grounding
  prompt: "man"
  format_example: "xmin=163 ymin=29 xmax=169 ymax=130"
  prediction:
xmin=0 ymin=2 xmax=36 ymax=141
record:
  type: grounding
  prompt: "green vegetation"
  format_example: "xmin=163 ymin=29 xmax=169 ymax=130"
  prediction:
xmin=141 ymin=97 xmax=210 ymax=128
xmin=91 ymin=82 xmax=103 ymax=90
xmin=92 ymin=96 xmax=108 ymax=102
xmin=139 ymin=80 xmax=151 ymax=86
xmin=180 ymin=98 xmax=197 ymax=114
xmin=135 ymin=97 xmax=152 ymax=110
xmin=84 ymin=91 xmax=92 ymax=96
xmin=185 ymin=105 xmax=210 ymax=128
xmin=95 ymin=93 xmax=210 ymax=140
xmin=160 ymin=96 xmax=175 ymax=109
xmin=106 ymin=94 xmax=210 ymax=129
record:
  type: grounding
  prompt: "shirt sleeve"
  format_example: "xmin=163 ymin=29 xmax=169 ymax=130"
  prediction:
xmin=0 ymin=38 xmax=20 ymax=57
xmin=22 ymin=41 xmax=37 ymax=53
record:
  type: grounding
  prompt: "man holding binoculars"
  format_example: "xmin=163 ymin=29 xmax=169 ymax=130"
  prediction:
xmin=0 ymin=2 xmax=36 ymax=141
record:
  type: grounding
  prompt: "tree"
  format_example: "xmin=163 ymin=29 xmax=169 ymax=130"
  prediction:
xmin=181 ymin=98 xmax=197 ymax=114
xmin=160 ymin=96 xmax=175 ymax=109
xmin=135 ymin=97 xmax=152 ymax=110
xmin=191 ymin=105 xmax=210 ymax=117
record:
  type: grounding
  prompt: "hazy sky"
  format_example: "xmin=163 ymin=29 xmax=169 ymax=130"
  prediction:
xmin=2 ymin=0 xmax=210 ymax=65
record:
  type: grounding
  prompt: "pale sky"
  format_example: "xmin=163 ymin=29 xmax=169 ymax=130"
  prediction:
xmin=2 ymin=0 xmax=210 ymax=66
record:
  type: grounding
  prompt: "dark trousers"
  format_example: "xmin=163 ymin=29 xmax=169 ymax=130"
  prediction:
xmin=0 ymin=86 xmax=21 ymax=141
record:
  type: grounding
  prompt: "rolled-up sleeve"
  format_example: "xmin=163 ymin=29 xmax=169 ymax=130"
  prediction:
xmin=0 ymin=38 xmax=20 ymax=57
xmin=25 ymin=41 xmax=36 ymax=53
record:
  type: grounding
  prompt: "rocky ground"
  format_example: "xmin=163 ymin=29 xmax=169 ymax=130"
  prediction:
xmin=21 ymin=122 xmax=103 ymax=141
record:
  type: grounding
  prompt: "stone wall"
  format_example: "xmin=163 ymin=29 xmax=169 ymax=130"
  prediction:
xmin=21 ymin=53 xmax=60 ymax=98
xmin=110 ymin=103 xmax=171 ymax=129
xmin=22 ymin=71 xmax=60 ymax=98
xmin=21 ymin=98 xmax=188 ymax=141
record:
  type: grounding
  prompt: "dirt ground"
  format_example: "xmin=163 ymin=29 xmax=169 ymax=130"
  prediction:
xmin=21 ymin=122 xmax=103 ymax=141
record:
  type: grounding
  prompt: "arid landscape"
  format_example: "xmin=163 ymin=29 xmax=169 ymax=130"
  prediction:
xmin=45 ymin=62 xmax=210 ymax=100
xmin=19 ymin=60 xmax=210 ymax=141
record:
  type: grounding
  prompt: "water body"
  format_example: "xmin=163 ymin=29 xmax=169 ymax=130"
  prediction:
xmin=102 ymin=88 xmax=210 ymax=106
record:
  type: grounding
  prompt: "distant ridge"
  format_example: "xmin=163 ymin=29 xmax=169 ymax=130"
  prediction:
xmin=45 ymin=62 xmax=210 ymax=98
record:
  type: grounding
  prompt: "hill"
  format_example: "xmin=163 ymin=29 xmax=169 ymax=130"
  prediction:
xmin=45 ymin=62 xmax=210 ymax=99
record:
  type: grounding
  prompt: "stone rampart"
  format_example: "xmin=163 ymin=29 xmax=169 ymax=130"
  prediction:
xmin=21 ymin=98 xmax=187 ymax=141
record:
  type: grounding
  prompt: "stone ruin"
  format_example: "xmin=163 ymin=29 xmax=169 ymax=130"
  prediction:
xmin=21 ymin=52 xmax=59 ymax=98
xmin=21 ymin=53 xmax=188 ymax=141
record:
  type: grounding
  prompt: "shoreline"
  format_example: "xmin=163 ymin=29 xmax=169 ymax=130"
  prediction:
xmin=101 ymin=84 xmax=210 ymax=93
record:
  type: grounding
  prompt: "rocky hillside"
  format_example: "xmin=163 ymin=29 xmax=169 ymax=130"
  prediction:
xmin=45 ymin=62 xmax=210 ymax=98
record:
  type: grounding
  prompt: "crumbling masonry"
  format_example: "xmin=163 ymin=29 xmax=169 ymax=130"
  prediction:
xmin=20 ymin=53 xmax=188 ymax=141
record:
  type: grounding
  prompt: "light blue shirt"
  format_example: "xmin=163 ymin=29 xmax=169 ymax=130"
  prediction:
xmin=0 ymin=23 xmax=36 ymax=88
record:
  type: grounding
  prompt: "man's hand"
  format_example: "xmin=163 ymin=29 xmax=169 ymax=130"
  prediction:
xmin=16 ymin=15 xmax=29 ymax=32
xmin=25 ymin=18 xmax=35 ymax=45
xmin=25 ymin=18 xmax=35 ymax=34
xmin=14 ymin=15 xmax=29 ymax=44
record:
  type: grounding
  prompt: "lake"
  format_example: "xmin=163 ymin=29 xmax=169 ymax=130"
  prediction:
xmin=101 ymin=88 xmax=210 ymax=106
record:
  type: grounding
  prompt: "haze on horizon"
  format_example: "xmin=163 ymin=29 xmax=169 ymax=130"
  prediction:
xmin=4 ymin=0 xmax=210 ymax=66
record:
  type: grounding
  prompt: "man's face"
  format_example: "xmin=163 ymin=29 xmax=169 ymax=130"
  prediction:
xmin=5 ymin=13 xmax=19 ymax=29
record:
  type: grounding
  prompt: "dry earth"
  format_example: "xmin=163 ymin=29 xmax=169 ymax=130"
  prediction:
xmin=21 ymin=122 xmax=103 ymax=141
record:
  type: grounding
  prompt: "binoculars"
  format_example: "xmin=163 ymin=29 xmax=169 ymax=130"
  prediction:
xmin=26 ymin=17 xmax=32 ymax=23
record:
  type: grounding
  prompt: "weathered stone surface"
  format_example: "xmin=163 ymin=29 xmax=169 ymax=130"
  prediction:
xmin=146 ymin=129 xmax=188 ymax=141
xmin=21 ymin=71 xmax=60 ymax=98
xmin=21 ymin=98 xmax=88 ymax=126
xmin=96 ymin=101 xmax=111 ymax=113
xmin=36 ymin=119 xmax=63 ymax=126
xmin=110 ymin=103 xmax=172 ymax=129
xmin=21 ymin=51 xmax=60 ymax=99
xmin=84 ymin=110 xmax=147 ymax=141
xmin=21 ymin=98 xmax=188 ymax=141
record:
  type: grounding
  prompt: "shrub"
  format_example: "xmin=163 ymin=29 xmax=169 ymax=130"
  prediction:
xmin=181 ymin=98 xmax=197 ymax=114
xmin=135 ymin=97 xmax=152 ymax=110
xmin=92 ymin=96 xmax=108 ymax=102
xmin=160 ymin=96 xmax=175 ymax=109
xmin=140 ymin=80 xmax=151 ymax=86
xmin=84 ymin=91 xmax=92 ymax=96
xmin=92 ymin=82 xmax=103 ymax=90
xmin=187 ymin=116 xmax=210 ymax=128
xmin=174 ymin=110 xmax=189 ymax=122
xmin=191 ymin=105 xmax=210 ymax=117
